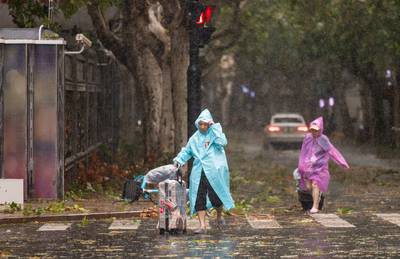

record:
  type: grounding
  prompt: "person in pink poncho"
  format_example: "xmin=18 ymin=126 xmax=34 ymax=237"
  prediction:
xmin=298 ymin=116 xmax=350 ymax=213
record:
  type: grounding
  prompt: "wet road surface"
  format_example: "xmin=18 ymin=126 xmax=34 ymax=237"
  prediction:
xmin=1 ymin=212 xmax=400 ymax=258
xmin=2 ymin=134 xmax=399 ymax=258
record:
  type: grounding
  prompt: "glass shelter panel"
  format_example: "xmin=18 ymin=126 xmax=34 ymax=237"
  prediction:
xmin=33 ymin=45 xmax=58 ymax=198
xmin=3 ymin=45 xmax=28 ymax=195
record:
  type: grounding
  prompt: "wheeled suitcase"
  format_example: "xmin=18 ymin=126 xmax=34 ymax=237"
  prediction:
xmin=158 ymin=170 xmax=187 ymax=234
xmin=293 ymin=168 xmax=325 ymax=211
xmin=298 ymin=190 xmax=324 ymax=211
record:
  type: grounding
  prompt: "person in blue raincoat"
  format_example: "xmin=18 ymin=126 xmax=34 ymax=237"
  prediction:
xmin=173 ymin=109 xmax=235 ymax=234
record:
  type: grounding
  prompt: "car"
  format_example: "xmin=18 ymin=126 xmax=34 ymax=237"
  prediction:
xmin=263 ymin=113 xmax=308 ymax=149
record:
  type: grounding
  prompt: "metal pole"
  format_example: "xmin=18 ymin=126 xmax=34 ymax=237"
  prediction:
xmin=0 ymin=45 xmax=3 ymax=178
xmin=187 ymin=8 xmax=201 ymax=138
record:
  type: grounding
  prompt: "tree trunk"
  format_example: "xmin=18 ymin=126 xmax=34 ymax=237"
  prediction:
xmin=138 ymin=48 xmax=163 ymax=163
xmin=87 ymin=1 xmax=190 ymax=162
xmin=171 ymin=27 xmax=189 ymax=153
xmin=393 ymin=70 xmax=400 ymax=147
xmin=336 ymin=79 xmax=354 ymax=138
xmin=118 ymin=66 xmax=137 ymax=144
xmin=160 ymin=60 xmax=175 ymax=153
xmin=365 ymin=64 xmax=386 ymax=146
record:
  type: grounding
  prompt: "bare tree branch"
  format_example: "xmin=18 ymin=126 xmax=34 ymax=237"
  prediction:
xmin=157 ymin=0 xmax=185 ymax=30
xmin=86 ymin=0 xmax=131 ymax=67
xmin=148 ymin=3 xmax=171 ymax=57
xmin=128 ymin=2 xmax=166 ymax=68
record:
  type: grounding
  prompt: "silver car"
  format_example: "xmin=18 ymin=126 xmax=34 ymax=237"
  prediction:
xmin=263 ymin=113 xmax=308 ymax=149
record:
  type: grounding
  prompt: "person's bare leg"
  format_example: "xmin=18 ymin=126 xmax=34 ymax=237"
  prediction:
xmin=311 ymin=181 xmax=320 ymax=213
xmin=305 ymin=180 xmax=312 ymax=191
xmin=216 ymin=207 xmax=223 ymax=221
xmin=215 ymin=206 xmax=225 ymax=228
xmin=197 ymin=210 xmax=207 ymax=229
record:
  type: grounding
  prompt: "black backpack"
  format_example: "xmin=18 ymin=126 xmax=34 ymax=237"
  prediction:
xmin=122 ymin=176 xmax=143 ymax=202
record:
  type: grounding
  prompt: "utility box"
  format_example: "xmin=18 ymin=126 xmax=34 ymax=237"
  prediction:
xmin=0 ymin=28 xmax=65 ymax=199
xmin=0 ymin=179 xmax=24 ymax=205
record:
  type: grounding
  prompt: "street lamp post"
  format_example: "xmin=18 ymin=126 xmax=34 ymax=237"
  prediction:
xmin=187 ymin=9 xmax=202 ymax=137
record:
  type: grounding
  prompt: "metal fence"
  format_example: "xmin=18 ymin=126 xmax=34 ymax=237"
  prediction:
xmin=63 ymin=53 xmax=120 ymax=184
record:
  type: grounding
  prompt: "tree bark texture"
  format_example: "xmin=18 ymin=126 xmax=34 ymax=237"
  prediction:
xmin=160 ymin=60 xmax=175 ymax=153
xmin=171 ymin=23 xmax=189 ymax=153
xmin=393 ymin=70 xmax=400 ymax=147
xmin=365 ymin=64 xmax=387 ymax=146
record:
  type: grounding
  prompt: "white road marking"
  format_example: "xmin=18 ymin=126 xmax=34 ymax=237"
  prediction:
xmin=310 ymin=213 xmax=355 ymax=228
xmin=108 ymin=219 xmax=141 ymax=230
xmin=375 ymin=213 xmax=400 ymax=227
xmin=246 ymin=215 xmax=282 ymax=229
xmin=37 ymin=223 xmax=71 ymax=231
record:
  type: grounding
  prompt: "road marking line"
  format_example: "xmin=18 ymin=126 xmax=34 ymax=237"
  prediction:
xmin=108 ymin=219 xmax=141 ymax=230
xmin=246 ymin=215 xmax=282 ymax=229
xmin=310 ymin=213 xmax=355 ymax=228
xmin=37 ymin=223 xmax=71 ymax=231
xmin=186 ymin=218 xmax=211 ymax=230
xmin=375 ymin=213 xmax=400 ymax=226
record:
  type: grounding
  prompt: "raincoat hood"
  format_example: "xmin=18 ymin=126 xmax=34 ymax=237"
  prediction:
xmin=195 ymin=109 xmax=214 ymax=129
xmin=310 ymin=116 xmax=324 ymax=134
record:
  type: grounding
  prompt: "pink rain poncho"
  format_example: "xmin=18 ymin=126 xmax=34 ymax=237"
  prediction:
xmin=298 ymin=117 xmax=349 ymax=193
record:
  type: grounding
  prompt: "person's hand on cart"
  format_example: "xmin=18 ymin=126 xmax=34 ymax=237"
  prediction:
xmin=173 ymin=161 xmax=181 ymax=169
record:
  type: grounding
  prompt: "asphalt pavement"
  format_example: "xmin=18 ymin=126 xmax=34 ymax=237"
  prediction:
xmin=1 ymin=211 xmax=400 ymax=258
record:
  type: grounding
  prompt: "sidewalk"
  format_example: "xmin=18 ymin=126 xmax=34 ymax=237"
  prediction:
xmin=0 ymin=197 xmax=157 ymax=224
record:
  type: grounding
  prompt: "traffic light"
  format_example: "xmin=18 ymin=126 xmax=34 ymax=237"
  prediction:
xmin=188 ymin=1 xmax=215 ymax=47
xmin=195 ymin=6 xmax=213 ymax=27
xmin=188 ymin=1 xmax=205 ymax=24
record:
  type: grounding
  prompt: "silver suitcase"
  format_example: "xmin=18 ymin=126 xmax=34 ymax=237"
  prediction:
xmin=158 ymin=170 xmax=187 ymax=234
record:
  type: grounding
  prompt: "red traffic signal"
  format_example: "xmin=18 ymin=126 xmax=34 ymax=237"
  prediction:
xmin=196 ymin=6 xmax=213 ymax=27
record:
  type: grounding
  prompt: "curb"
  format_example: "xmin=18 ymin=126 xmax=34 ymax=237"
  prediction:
xmin=0 ymin=211 xmax=144 ymax=224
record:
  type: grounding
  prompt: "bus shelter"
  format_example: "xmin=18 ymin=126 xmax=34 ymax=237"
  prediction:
xmin=0 ymin=27 xmax=65 ymax=199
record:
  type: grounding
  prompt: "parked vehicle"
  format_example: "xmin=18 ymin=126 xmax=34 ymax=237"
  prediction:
xmin=264 ymin=113 xmax=308 ymax=149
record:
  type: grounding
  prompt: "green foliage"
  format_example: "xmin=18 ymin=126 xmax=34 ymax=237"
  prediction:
xmin=78 ymin=216 xmax=90 ymax=227
xmin=336 ymin=207 xmax=353 ymax=215
xmin=33 ymin=207 xmax=45 ymax=216
xmin=3 ymin=202 xmax=22 ymax=214
xmin=231 ymin=199 xmax=253 ymax=215
xmin=8 ymin=0 xmax=47 ymax=28
xmin=239 ymin=0 xmax=400 ymax=79
xmin=7 ymin=0 xmax=61 ymax=31
xmin=59 ymin=0 xmax=121 ymax=18
xmin=266 ymin=195 xmax=281 ymax=205
xmin=6 ymin=0 xmax=120 ymax=31
xmin=22 ymin=204 xmax=33 ymax=216
xmin=65 ymin=184 xmax=91 ymax=201
xmin=19 ymin=201 xmax=89 ymax=216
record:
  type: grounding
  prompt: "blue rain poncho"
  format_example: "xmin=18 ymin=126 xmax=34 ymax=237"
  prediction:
xmin=173 ymin=109 xmax=235 ymax=215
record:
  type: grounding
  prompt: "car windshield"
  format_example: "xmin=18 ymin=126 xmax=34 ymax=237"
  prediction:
xmin=273 ymin=117 xmax=303 ymax=123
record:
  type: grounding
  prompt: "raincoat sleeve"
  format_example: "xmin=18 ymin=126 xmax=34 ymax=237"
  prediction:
xmin=173 ymin=140 xmax=193 ymax=166
xmin=318 ymin=135 xmax=349 ymax=169
xmin=209 ymin=123 xmax=227 ymax=147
